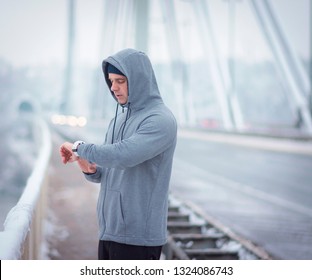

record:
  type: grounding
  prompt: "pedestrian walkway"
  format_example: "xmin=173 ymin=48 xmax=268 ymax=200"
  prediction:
xmin=43 ymin=132 xmax=99 ymax=260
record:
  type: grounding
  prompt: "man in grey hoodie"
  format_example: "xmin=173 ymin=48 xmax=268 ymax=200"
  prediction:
xmin=59 ymin=49 xmax=177 ymax=260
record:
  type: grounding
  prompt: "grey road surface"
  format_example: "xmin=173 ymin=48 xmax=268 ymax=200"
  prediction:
xmin=170 ymin=130 xmax=312 ymax=260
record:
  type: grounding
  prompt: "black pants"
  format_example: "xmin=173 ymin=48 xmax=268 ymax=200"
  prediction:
xmin=98 ymin=240 xmax=162 ymax=260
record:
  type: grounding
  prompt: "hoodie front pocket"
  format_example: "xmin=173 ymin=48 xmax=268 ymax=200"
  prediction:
xmin=104 ymin=190 xmax=126 ymax=236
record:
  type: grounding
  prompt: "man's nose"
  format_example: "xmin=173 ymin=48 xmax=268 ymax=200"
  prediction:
xmin=111 ymin=82 xmax=118 ymax=91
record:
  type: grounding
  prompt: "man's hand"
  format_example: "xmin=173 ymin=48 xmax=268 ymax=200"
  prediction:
xmin=59 ymin=142 xmax=97 ymax=173
xmin=59 ymin=142 xmax=78 ymax=164
xmin=77 ymin=158 xmax=97 ymax=174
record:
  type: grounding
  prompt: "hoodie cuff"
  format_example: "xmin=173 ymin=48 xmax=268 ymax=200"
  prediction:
xmin=83 ymin=167 xmax=102 ymax=183
xmin=82 ymin=171 xmax=96 ymax=175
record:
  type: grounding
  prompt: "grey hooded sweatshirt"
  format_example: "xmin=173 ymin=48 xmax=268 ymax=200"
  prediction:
xmin=76 ymin=49 xmax=177 ymax=246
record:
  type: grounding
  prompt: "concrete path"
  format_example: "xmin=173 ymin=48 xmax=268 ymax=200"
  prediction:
xmin=43 ymin=132 xmax=99 ymax=260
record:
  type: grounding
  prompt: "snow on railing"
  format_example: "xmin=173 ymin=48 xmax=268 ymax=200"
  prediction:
xmin=0 ymin=119 xmax=51 ymax=259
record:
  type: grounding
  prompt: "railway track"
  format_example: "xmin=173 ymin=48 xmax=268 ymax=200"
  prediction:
xmin=163 ymin=195 xmax=272 ymax=260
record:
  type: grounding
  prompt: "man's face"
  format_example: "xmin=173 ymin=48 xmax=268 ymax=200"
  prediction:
xmin=108 ymin=73 xmax=128 ymax=105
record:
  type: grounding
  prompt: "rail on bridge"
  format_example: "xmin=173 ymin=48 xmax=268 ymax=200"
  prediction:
xmin=0 ymin=120 xmax=51 ymax=260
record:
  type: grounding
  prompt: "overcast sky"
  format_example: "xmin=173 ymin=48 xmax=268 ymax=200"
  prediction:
xmin=0 ymin=0 xmax=310 ymax=68
xmin=0 ymin=0 xmax=102 ymax=67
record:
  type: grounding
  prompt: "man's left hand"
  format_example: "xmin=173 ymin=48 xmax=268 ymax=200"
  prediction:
xmin=59 ymin=142 xmax=78 ymax=164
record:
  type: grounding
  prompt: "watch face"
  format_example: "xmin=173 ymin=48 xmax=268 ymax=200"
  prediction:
xmin=72 ymin=141 xmax=84 ymax=156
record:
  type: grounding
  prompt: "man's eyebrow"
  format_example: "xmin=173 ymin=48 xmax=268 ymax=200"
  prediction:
xmin=110 ymin=78 xmax=126 ymax=81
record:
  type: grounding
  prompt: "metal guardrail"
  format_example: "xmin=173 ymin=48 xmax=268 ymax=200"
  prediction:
xmin=0 ymin=119 xmax=51 ymax=260
xmin=163 ymin=195 xmax=272 ymax=260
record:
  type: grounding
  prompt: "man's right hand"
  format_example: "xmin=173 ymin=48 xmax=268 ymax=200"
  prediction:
xmin=77 ymin=158 xmax=97 ymax=174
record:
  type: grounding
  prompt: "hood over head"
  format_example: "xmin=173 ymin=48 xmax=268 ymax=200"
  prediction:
xmin=102 ymin=48 xmax=163 ymax=111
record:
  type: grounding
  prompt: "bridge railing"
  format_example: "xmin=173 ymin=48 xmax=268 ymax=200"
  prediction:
xmin=0 ymin=119 xmax=51 ymax=259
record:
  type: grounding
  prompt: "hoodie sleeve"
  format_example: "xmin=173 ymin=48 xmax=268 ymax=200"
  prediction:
xmin=77 ymin=113 xmax=177 ymax=169
xmin=83 ymin=166 xmax=103 ymax=183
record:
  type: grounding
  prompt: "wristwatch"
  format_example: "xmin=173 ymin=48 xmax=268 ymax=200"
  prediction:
xmin=72 ymin=140 xmax=85 ymax=157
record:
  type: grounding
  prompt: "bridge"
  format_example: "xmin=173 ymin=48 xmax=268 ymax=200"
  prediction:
xmin=0 ymin=0 xmax=312 ymax=260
